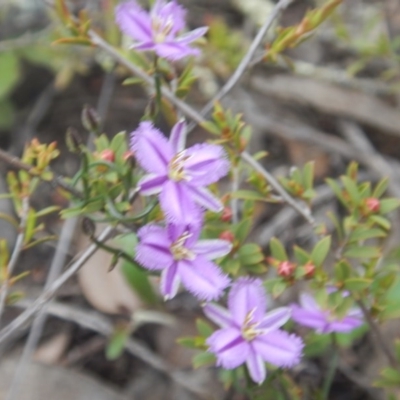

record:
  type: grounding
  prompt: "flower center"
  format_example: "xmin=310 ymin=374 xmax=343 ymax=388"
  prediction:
xmin=241 ymin=309 xmax=263 ymax=341
xmin=170 ymin=232 xmax=195 ymax=261
xmin=152 ymin=17 xmax=174 ymax=43
xmin=168 ymin=151 xmax=188 ymax=182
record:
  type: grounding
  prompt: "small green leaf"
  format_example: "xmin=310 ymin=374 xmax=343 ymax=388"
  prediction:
xmin=369 ymin=215 xmax=391 ymax=230
xmin=344 ymin=246 xmax=380 ymax=259
xmin=231 ymin=190 xmax=268 ymax=202
xmin=302 ymin=161 xmax=314 ymax=190
xmin=349 ymin=227 xmax=386 ymax=242
xmin=106 ymin=328 xmax=129 ymax=360
xmin=379 ymin=198 xmax=400 ymax=214
xmin=196 ymin=319 xmax=214 ymax=337
xmin=177 ymin=337 xmax=198 ymax=349
xmin=375 ymin=367 xmax=400 ymax=388
xmin=372 ymin=178 xmax=388 ymax=198
xmin=193 ymin=351 xmax=216 ymax=369
xmin=310 ymin=236 xmax=331 ymax=267
xmin=270 ymin=237 xmax=287 ymax=261
xmin=0 ymin=52 xmax=20 ymax=97
xmin=326 ymin=178 xmax=346 ymax=205
xmin=233 ymin=218 xmax=252 ymax=244
xmin=334 ymin=260 xmax=351 ymax=281
xmin=344 ymin=277 xmax=372 ymax=292
xmin=293 ymin=246 xmax=310 ymax=265
xmin=341 ymin=176 xmax=360 ymax=205
xmin=272 ymin=280 xmax=286 ymax=298
xmin=238 ymin=243 xmax=264 ymax=266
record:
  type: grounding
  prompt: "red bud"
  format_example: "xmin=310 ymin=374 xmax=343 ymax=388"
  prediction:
xmin=221 ymin=207 xmax=233 ymax=222
xmin=100 ymin=149 xmax=115 ymax=163
xmin=219 ymin=230 xmax=235 ymax=243
xmin=365 ymin=197 xmax=380 ymax=213
xmin=277 ymin=261 xmax=296 ymax=278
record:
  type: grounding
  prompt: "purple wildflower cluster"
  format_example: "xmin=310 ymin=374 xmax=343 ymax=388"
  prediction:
xmin=116 ymin=0 xmax=364 ymax=385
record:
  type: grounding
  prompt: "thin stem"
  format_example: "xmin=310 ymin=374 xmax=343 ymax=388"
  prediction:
xmin=190 ymin=0 xmax=294 ymax=129
xmin=0 ymin=225 xmax=114 ymax=345
xmin=0 ymin=197 xmax=29 ymax=325
xmin=357 ymin=299 xmax=399 ymax=369
xmin=241 ymin=152 xmax=315 ymax=225
xmin=322 ymin=334 xmax=339 ymax=400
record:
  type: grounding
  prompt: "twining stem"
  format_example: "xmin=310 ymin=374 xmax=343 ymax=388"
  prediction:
xmin=322 ymin=334 xmax=339 ymax=400
xmin=0 ymin=197 xmax=29 ymax=325
xmin=153 ymin=55 xmax=163 ymax=117
xmin=357 ymin=299 xmax=399 ymax=369
xmin=231 ymin=165 xmax=240 ymax=224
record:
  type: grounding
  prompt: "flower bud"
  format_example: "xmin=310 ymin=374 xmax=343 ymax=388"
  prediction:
xmin=100 ymin=149 xmax=115 ymax=163
xmin=277 ymin=261 xmax=296 ymax=278
xmin=365 ymin=197 xmax=380 ymax=213
xmin=81 ymin=217 xmax=96 ymax=237
xmin=304 ymin=262 xmax=316 ymax=278
xmin=123 ymin=150 xmax=136 ymax=168
xmin=219 ymin=230 xmax=235 ymax=243
xmin=81 ymin=105 xmax=100 ymax=133
xmin=221 ymin=206 xmax=233 ymax=222
xmin=65 ymin=127 xmax=83 ymax=153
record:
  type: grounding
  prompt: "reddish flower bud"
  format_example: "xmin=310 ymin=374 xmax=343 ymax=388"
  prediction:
xmin=304 ymin=262 xmax=316 ymax=278
xmin=123 ymin=150 xmax=136 ymax=168
xmin=365 ymin=197 xmax=380 ymax=213
xmin=100 ymin=149 xmax=115 ymax=163
xmin=277 ymin=261 xmax=296 ymax=278
xmin=219 ymin=230 xmax=235 ymax=243
xmin=221 ymin=207 xmax=233 ymax=222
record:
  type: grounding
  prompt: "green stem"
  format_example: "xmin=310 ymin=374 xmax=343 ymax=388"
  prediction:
xmin=322 ymin=334 xmax=339 ymax=400
xmin=153 ymin=55 xmax=162 ymax=117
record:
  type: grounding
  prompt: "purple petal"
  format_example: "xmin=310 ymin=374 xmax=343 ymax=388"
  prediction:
xmin=299 ymin=293 xmax=320 ymax=312
xmin=291 ymin=304 xmax=328 ymax=332
xmin=138 ymin=173 xmax=167 ymax=195
xmin=160 ymin=263 xmax=180 ymax=300
xmin=130 ymin=121 xmax=172 ymax=174
xmin=192 ymin=239 xmax=232 ymax=260
xmin=177 ymin=27 xmax=208 ymax=44
xmin=136 ymin=224 xmax=173 ymax=270
xmin=131 ymin=42 xmax=156 ymax=51
xmin=160 ymin=181 xmax=201 ymax=224
xmin=115 ymin=1 xmax=152 ymax=43
xmin=329 ymin=316 xmax=363 ymax=333
xmin=186 ymin=185 xmax=223 ymax=213
xmin=169 ymin=119 xmax=186 ymax=153
xmin=203 ymin=303 xmax=233 ymax=328
xmin=155 ymin=42 xmax=200 ymax=60
xmin=253 ymin=330 xmax=303 ymax=368
xmin=178 ymin=256 xmax=229 ymax=301
xmin=246 ymin=348 xmax=266 ymax=384
xmin=228 ymin=278 xmax=267 ymax=325
xmin=258 ymin=307 xmax=291 ymax=333
xmin=184 ymin=144 xmax=230 ymax=186
xmin=206 ymin=327 xmax=249 ymax=369
xmin=154 ymin=0 xmax=186 ymax=35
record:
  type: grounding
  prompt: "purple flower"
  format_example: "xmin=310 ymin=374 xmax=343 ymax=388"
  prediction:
xmin=135 ymin=220 xmax=231 ymax=300
xmin=131 ymin=120 xmax=229 ymax=224
xmin=204 ymin=278 xmax=303 ymax=384
xmin=115 ymin=0 xmax=208 ymax=60
xmin=291 ymin=293 xmax=364 ymax=334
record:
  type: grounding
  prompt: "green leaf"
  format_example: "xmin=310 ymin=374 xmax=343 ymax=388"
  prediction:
xmin=122 ymin=77 xmax=143 ymax=86
xmin=0 ymin=99 xmax=15 ymax=129
xmin=348 ymin=227 xmax=386 ymax=242
xmin=196 ymin=319 xmax=214 ymax=337
xmin=293 ymin=246 xmax=310 ymax=265
xmin=372 ymin=178 xmax=389 ymax=198
xmin=0 ymin=52 xmax=20 ymax=98
xmin=177 ymin=336 xmax=198 ymax=349
xmin=344 ymin=277 xmax=372 ymax=292
xmin=272 ymin=280 xmax=286 ymax=298
xmin=110 ymin=131 xmax=127 ymax=160
xmin=270 ymin=237 xmax=287 ymax=261
xmin=380 ymin=303 xmax=400 ymax=321
xmin=193 ymin=351 xmax=216 ymax=369
xmin=375 ymin=367 xmax=400 ymax=388
xmin=231 ymin=190 xmax=268 ymax=202
xmin=341 ymin=176 xmax=361 ymax=205
xmin=35 ymin=206 xmax=61 ymax=218
xmin=304 ymin=333 xmax=330 ymax=357
xmin=326 ymin=178 xmax=346 ymax=206
xmin=114 ymin=233 xmax=158 ymax=305
xmin=334 ymin=260 xmax=351 ymax=281
xmin=233 ymin=218 xmax=252 ymax=244
xmin=106 ymin=328 xmax=129 ymax=360
xmin=303 ymin=161 xmax=314 ymax=189
xmin=379 ymin=198 xmax=400 ymax=214
xmin=369 ymin=215 xmax=391 ymax=230
xmin=221 ymin=257 xmax=240 ymax=275
xmin=344 ymin=246 xmax=380 ymax=259
xmin=311 ymin=236 xmax=331 ymax=267
xmin=238 ymin=243 xmax=264 ymax=266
